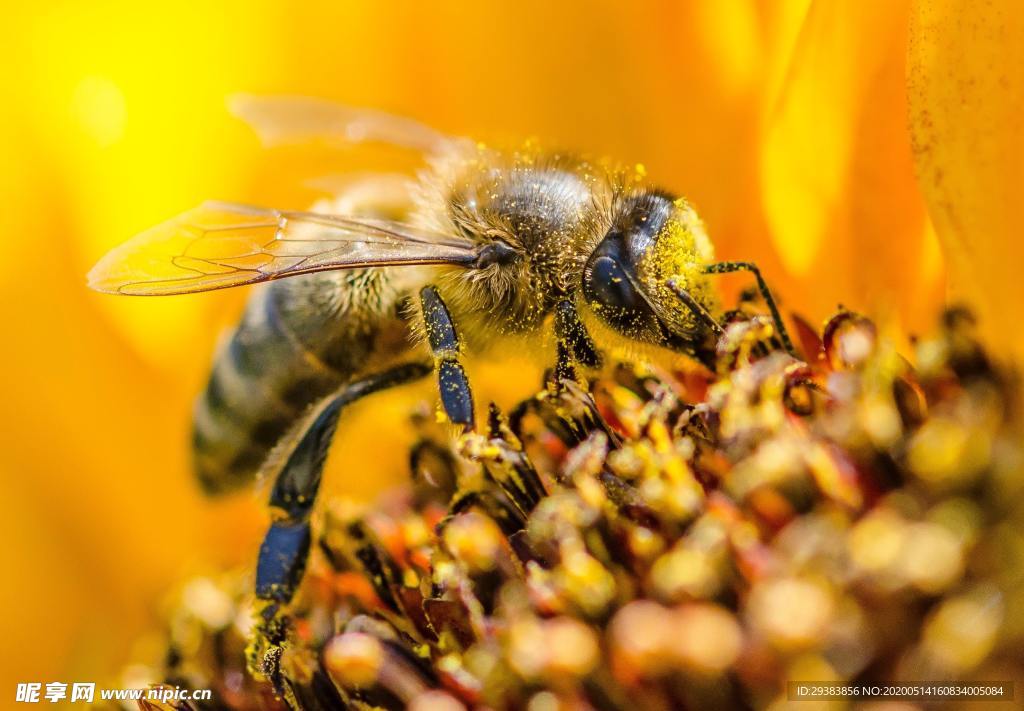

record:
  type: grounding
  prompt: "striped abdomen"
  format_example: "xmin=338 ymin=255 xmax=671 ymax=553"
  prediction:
xmin=192 ymin=269 xmax=416 ymax=494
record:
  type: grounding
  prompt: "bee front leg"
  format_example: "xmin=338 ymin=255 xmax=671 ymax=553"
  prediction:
xmin=702 ymin=261 xmax=796 ymax=356
xmin=555 ymin=299 xmax=601 ymax=368
xmin=551 ymin=299 xmax=601 ymax=385
xmin=420 ymin=286 xmax=475 ymax=430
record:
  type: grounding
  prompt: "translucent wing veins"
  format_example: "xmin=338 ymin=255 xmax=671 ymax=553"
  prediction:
xmin=88 ymin=201 xmax=479 ymax=296
xmin=228 ymin=94 xmax=461 ymax=155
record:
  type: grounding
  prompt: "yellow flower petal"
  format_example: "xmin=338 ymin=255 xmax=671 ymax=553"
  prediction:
xmin=761 ymin=0 xmax=944 ymax=331
xmin=908 ymin=0 xmax=1024 ymax=357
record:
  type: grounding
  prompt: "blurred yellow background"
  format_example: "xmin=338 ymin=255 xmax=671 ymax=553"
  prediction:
xmin=1 ymin=0 xmax=1020 ymax=696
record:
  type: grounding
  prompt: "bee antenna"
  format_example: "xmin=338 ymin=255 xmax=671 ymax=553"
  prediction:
xmin=668 ymin=280 xmax=723 ymax=335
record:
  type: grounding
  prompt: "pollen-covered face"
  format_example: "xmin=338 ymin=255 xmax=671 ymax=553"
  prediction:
xmin=582 ymin=191 xmax=719 ymax=352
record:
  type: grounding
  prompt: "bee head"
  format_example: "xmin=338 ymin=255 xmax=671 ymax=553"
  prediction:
xmin=582 ymin=190 xmax=719 ymax=352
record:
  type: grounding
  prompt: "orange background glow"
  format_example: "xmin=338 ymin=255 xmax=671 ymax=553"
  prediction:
xmin=2 ymin=0 xmax=1020 ymax=694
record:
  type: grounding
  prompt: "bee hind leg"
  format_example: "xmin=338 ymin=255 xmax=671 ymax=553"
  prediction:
xmin=701 ymin=261 xmax=797 ymax=356
xmin=420 ymin=286 xmax=475 ymax=430
xmin=255 ymin=362 xmax=432 ymax=603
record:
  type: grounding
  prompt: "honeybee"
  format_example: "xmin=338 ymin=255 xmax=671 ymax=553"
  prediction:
xmin=89 ymin=96 xmax=793 ymax=604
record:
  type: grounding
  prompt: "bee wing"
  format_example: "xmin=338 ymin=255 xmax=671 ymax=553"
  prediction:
xmin=228 ymin=94 xmax=464 ymax=155
xmin=88 ymin=201 xmax=479 ymax=296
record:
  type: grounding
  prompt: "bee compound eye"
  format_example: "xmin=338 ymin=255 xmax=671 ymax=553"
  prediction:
xmin=584 ymin=255 xmax=644 ymax=314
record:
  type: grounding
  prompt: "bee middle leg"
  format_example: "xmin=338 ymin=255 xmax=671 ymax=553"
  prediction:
xmin=419 ymin=286 xmax=475 ymax=430
xmin=255 ymin=362 xmax=431 ymax=603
